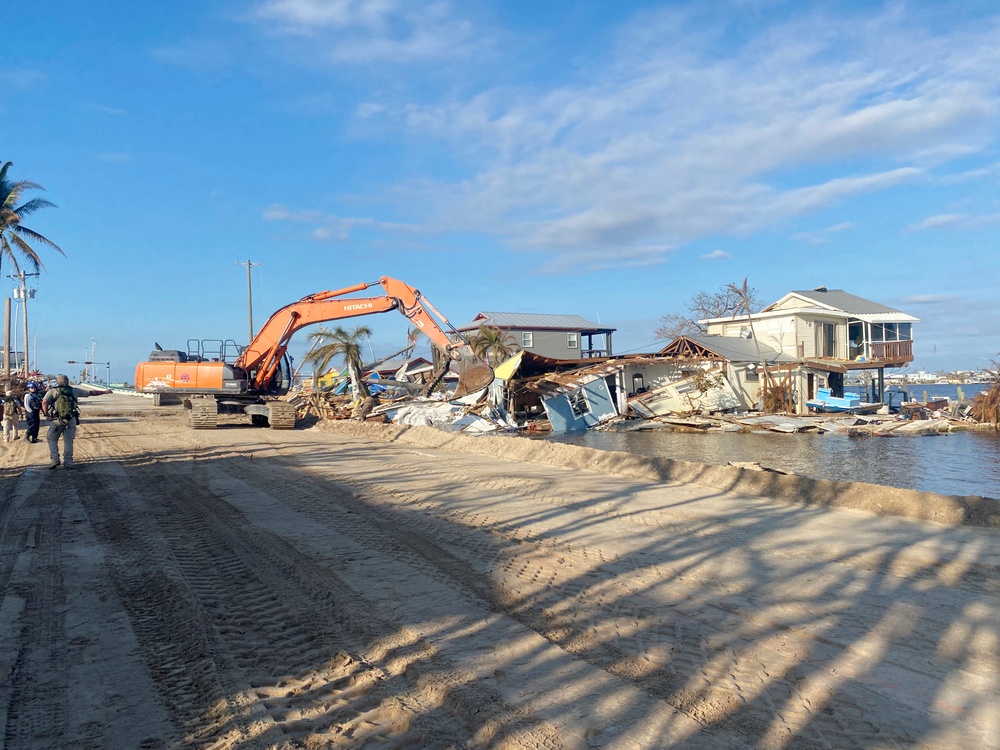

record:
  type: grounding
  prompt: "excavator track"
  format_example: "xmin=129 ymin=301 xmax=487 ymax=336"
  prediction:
xmin=189 ymin=398 xmax=219 ymax=430
xmin=266 ymin=401 xmax=297 ymax=430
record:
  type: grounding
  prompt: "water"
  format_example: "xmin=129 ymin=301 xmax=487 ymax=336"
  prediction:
xmin=548 ymin=383 xmax=1000 ymax=500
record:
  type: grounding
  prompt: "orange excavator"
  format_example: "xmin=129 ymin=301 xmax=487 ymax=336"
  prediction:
xmin=134 ymin=276 xmax=494 ymax=429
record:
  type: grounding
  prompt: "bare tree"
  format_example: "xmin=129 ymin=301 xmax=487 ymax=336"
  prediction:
xmin=654 ymin=283 xmax=763 ymax=341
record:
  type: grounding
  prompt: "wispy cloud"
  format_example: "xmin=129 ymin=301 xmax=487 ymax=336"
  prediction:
xmin=701 ymin=250 xmax=731 ymax=260
xmin=791 ymin=222 xmax=856 ymax=245
xmin=262 ymin=203 xmax=419 ymax=243
xmin=936 ymin=160 xmax=1000 ymax=184
xmin=907 ymin=212 xmax=1000 ymax=231
xmin=248 ymin=0 xmax=477 ymax=63
xmin=350 ymin=5 xmax=1000 ymax=267
xmin=0 ymin=68 xmax=46 ymax=92
xmin=768 ymin=170 xmax=922 ymax=218
xmin=898 ymin=294 xmax=960 ymax=305
xmin=237 ymin=3 xmax=1000 ymax=270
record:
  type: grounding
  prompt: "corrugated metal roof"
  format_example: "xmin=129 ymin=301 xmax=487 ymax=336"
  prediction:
xmin=679 ymin=334 xmax=797 ymax=363
xmin=786 ymin=289 xmax=904 ymax=315
xmin=456 ymin=312 xmax=615 ymax=333
xmin=706 ymin=288 xmax=918 ymax=324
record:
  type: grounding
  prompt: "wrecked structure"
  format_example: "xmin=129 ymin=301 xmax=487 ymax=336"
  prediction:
xmin=293 ymin=344 xmax=998 ymax=439
xmin=700 ymin=287 xmax=919 ymax=413
xmin=289 ymin=285 xmax=1000 ymax=439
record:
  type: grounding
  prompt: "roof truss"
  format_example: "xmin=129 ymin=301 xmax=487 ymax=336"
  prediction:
xmin=658 ymin=337 xmax=726 ymax=359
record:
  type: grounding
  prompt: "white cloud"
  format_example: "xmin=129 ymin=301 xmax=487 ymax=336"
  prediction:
xmin=791 ymin=222 xmax=855 ymax=245
xmin=907 ymin=212 xmax=1000 ymax=231
xmin=248 ymin=0 xmax=476 ymax=63
xmin=909 ymin=213 xmax=969 ymax=230
xmin=770 ymin=169 xmax=921 ymax=215
xmin=251 ymin=0 xmax=370 ymax=30
xmin=898 ymin=294 xmax=960 ymax=305
xmin=700 ymin=250 xmax=731 ymax=260
xmin=937 ymin=161 xmax=1000 ymax=184
xmin=0 ymin=68 xmax=46 ymax=90
xmin=262 ymin=203 xmax=419 ymax=243
xmin=349 ymin=5 xmax=1000 ymax=268
xmin=242 ymin=3 xmax=1000 ymax=270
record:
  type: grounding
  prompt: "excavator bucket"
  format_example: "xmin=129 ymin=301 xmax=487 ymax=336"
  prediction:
xmin=450 ymin=353 xmax=495 ymax=399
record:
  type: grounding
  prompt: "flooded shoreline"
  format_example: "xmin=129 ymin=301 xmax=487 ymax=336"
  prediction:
xmin=549 ymin=427 xmax=1000 ymax=500
xmin=547 ymin=383 xmax=1000 ymax=500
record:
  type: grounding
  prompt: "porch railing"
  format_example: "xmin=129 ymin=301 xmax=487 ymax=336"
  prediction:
xmin=869 ymin=340 xmax=913 ymax=363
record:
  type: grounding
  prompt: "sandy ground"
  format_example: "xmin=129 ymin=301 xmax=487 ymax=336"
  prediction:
xmin=0 ymin=394 xmax=998 ymax=750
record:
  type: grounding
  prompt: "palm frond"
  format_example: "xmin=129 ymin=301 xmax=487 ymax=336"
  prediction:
xmin=0 ymin=164 xmax=62 ymax=272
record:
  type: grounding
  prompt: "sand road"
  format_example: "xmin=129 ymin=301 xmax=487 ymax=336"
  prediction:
xmin=0 ymin=394 xmax=998 ymax=749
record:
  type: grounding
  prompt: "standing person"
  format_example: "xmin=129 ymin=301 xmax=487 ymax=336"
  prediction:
xmin=23 ymin=382 xmax=42 ymax=443
xmin=40 ymin=375 xmax=112 ymax=469
xmin=2 ymin=390 xmax=24 ymax=442
xmin=41 ymin=376 xmax=78 ymax=467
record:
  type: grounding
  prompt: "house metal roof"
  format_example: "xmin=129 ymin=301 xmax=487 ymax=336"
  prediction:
xmin=703 ymin=288 xmax=919 ymax=324
xmin=781 ymin=288 xmax=904 ymax=315
xmin=456 ymin=312 xmax=615 ymax=333
xmin=663 ymin=334 xmax=797 ymax=363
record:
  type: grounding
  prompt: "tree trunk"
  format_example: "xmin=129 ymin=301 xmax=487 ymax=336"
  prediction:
xmin=349 ymin=362 xmax=370 ymax=399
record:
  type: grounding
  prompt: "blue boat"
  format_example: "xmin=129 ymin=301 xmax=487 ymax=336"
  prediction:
xmin=807 ymin=387 xmax=868 ymax=413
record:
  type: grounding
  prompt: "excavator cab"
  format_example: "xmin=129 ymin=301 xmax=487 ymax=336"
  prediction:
xmin=264 ymin=354 xmax=292 ymax=396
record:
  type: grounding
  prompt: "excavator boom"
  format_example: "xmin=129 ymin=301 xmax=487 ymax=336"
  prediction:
xmin=239 ymin=276 xmax=492 ymax=397
xmin=135 ymin=276 xmax=494 ymax=429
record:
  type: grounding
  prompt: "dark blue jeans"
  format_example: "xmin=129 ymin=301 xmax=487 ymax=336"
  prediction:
xmin=25 ymin=411 xmax=40 ymax=442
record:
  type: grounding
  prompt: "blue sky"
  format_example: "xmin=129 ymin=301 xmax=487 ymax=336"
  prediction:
xmin=3 ymin=0 xmax=999 ymax=382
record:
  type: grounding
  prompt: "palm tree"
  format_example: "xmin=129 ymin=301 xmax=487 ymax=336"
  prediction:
xmin=305 ymin=325 xmax=373 ymax=398
xmin=467 ymin=325 xmax=519 ymax=365
xmin=0 ymin=161 xmax=65 ymax=275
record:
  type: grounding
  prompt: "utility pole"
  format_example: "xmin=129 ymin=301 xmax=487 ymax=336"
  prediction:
xmin=236 ymin=260 xmax=261 ymax=344
xmin=3 ymin=299 xmax=10 ymax=381
xmin=10 ymin=271 xmax=39 ymax=377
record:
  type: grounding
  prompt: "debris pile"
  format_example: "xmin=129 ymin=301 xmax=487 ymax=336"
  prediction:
xmin=293 ymin=348 xmax=1000 ymax=439
xmin=971 ymin=383 xmax=1000 ymax=429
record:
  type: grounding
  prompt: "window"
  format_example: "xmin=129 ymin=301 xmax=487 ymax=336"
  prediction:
xmin=567 ymin=332 xmax=579 ymax=349
xmin=871 ymin=322 xmax=910 ymax=342
xmin=817 ymin=322 xmax=835 ymax=357
xmin=521 ymin=331 xmax=534 ymax=348
xmin=567 ymin=388 xmax=590 ymax=417
xmin=849 ymin=321 xmax=864 ymax=359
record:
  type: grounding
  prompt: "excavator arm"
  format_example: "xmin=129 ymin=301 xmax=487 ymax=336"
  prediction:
xmin=237 ymin=276 xmax=493 ymax=397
